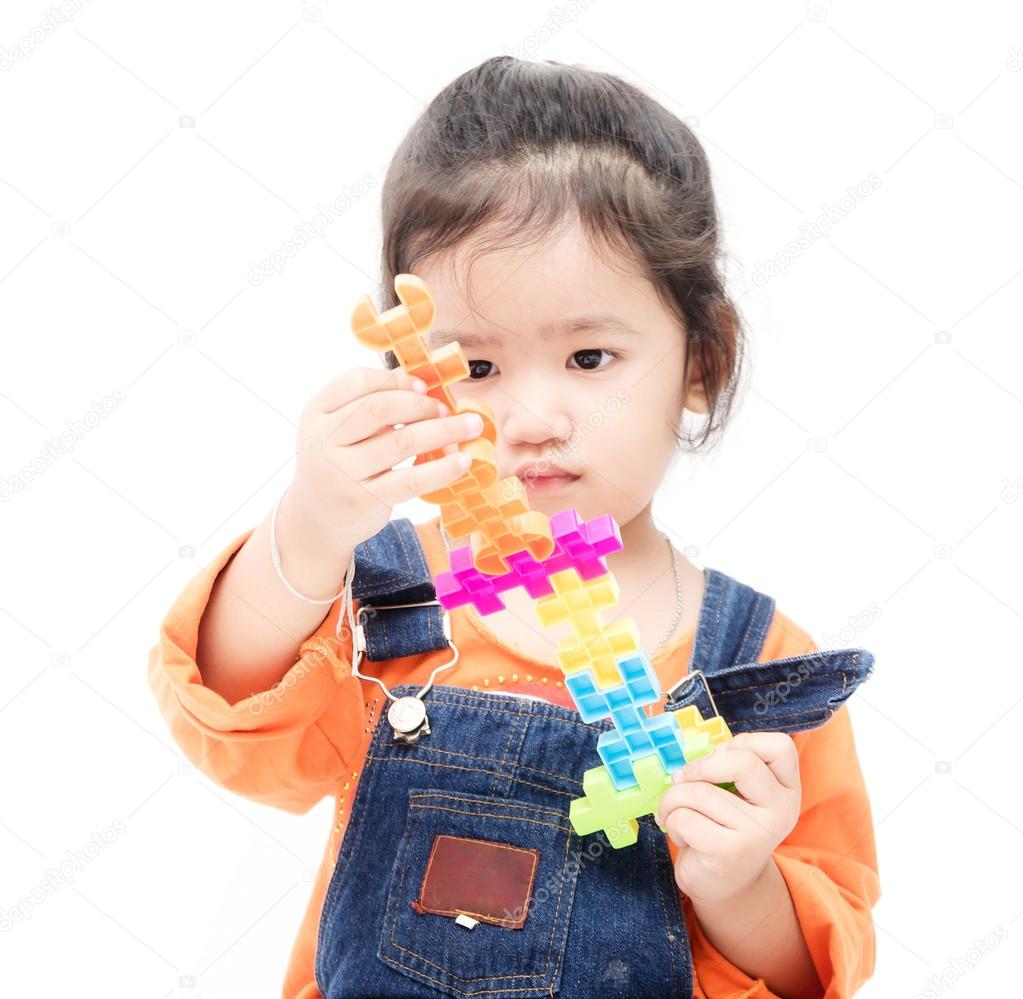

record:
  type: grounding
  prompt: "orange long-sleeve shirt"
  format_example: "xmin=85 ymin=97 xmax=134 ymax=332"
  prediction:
xmin=148 ymin=515 xmax=880 ymax=998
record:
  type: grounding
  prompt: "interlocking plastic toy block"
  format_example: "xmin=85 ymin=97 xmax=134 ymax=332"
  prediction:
xmin=670 ymin=704 xmax=733 ymax=749
xmin=350 ymin=274 xmax=738 ymax=849
xmin=350 ymin=274 xmax=552 ymax=575
xmin=435 ymin=508 xmax=623 ymax=614
xmin=564 ymin=651 xmax=658 ymax=724
xmin=568 ymin=723 xmax=728 ymax=845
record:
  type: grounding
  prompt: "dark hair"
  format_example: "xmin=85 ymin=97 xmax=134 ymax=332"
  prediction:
xmin=377 ymin=56 xmax=745 ymax=452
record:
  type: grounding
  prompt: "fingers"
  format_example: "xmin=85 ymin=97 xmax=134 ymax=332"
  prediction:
xmin=310 ymin=366 xmax=427 ymax=420
xmin=674 ymin=734 xmax=799 ymax=801
xmin=724 ymin=733 xmax=801 ymax=792
xmin=673 ymin=747 xmax=778 ymax=806
xmin=657 ymin=779 xmax=750 ymax=832
xmin=326 ymin=388 xmax=448 ymax=447
xmin=658 ymin=781 xmax=748 ymax=842
xmin=339 ymin=410 xmax=485 ymax=481
xmin=360 ymin=446 xmax=480 ymax=509
xmin=664 ymin=806 xmax=725 ymax=853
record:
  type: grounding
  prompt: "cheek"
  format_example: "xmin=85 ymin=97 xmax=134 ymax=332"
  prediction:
xmin=595 ymin=390 xmax=676 ymax=458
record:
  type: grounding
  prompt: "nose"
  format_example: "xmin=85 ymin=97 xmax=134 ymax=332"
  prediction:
xmin=498 ymin=375 xmax=575 ymax=448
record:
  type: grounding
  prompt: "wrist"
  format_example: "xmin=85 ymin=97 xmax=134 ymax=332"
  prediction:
xmin=273 ymin=487 xmax=354 ymax=601
xmin=691 ymin=856 xmax=777 ymax=916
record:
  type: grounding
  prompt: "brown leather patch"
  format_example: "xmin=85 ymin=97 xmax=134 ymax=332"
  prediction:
xmin=412 ymin=834 xmax=540 ymax=929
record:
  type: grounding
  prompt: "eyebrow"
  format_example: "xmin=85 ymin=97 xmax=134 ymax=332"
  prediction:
xmin=426 ymin=313 xmax=640 ymax=349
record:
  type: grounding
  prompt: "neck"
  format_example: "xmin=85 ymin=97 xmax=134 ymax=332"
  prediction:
xmin=610 ymin=503 xmax=670 ymax=579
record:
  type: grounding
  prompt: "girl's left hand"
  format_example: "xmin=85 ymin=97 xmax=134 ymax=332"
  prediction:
xmin=654 ymin=733 xmax=802 ymax=906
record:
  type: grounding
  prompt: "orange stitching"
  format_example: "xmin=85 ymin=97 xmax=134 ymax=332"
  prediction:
xmin=406 ymin=741 xmax=586 ymax=785
xmin=409 ymin=802 xmax=570 ymax=834
xmin=378 ymin=952 xmax=553 ymax=994
xmin=652 ymin=838 xmax=682 ymax=989
xmin=365 ymin=754 xmax=583 ymax=795
xmin=545 ymin=818 xmax=573 ymax=988
xmin=409 ymin=791 xmax=567 ymax=821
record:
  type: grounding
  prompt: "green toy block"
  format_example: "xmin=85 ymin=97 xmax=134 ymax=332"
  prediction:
xmin=569 ymin=753 xmax=672 ymax=847
xmin=681 ymin=729 xmax=714 ymax=762
xmin=569 ymin=727 xmax=737 ymax=849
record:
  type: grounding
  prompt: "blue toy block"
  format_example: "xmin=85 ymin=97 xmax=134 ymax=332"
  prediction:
xmin=563 ymin=649 xmax=661 ymax=724
xmin=564 ymin=670 xmax=608 ymax=723
xmin=646 ymin=713 xmax=687 ymax=772
xmin=609 ymin=700 xmax=643 ymax=735
xmin=596 ymin=730 xmax=641 ymax=789
xmin=597 ymin=713 xmax=690 ymax=789
xmin=616 ymin=651 xmax=659 ymax=705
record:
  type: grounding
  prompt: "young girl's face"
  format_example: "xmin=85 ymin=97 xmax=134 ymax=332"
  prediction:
xmin=416 ymin=214 xmax=708 ymax=530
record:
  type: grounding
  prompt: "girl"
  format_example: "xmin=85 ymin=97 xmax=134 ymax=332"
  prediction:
xmin=149 ymin=57 xmax=879 ymax=998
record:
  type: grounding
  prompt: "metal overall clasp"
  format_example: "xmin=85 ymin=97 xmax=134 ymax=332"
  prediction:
xmin=351 ymin=600 xmax=459 ymax=745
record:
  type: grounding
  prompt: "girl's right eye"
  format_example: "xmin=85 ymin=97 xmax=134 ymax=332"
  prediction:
xmin=467 ymin=359 xmax=497 ymax=380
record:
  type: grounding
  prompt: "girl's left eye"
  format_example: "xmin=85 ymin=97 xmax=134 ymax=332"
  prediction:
xmin=568 ymin=348 xmax=619 ymax=371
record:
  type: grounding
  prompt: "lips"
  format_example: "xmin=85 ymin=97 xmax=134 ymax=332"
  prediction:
xmin=513 ymin=463 xmax=581 ymax=490
xmin=514 ymin=463 xmax=578 ymax=479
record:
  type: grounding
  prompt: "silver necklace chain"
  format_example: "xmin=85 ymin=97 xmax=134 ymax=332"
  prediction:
xmin=438 ymin=522 xmax=683 ymax=658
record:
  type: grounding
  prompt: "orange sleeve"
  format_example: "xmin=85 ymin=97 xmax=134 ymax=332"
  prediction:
xmin=688 ymin=623 xmax=880 ymax=998
xmin=146 ymin=527 xmax=366 ymax=815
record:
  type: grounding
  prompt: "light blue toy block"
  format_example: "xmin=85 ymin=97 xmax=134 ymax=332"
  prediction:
xmin=597 ymin=712 xmax=689 ymax=790
xmin=645 ymin=714 xmax=687 ymax=773
xmin=605 ymin=685 xmax=634 ymax=712
xmin=617 ymin=651 xmax=660 ymax=706
xmin=621 ymin=724 xmax=654 ymax=755
xmin=564 ymin=669 xmax=608 ymax=723
xmin=596 ymin=730 xmax=640 ymax=789
xmin=563 ymin=650 xmax=662 ymax=725
xmin=609 ymin=701 xmax=644 ymax=736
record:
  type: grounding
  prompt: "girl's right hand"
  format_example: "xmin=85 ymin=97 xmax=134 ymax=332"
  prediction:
xmin=288 ymin=367 xmax=484 ymax=553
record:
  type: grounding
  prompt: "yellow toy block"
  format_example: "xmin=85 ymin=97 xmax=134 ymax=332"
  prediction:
xmin=536 ymin=568 xmax=618 ymax=627
xmin=672 ymin=704 xmax=733 ymax=746
xmin=556 ymin=620 xmax=641 ymax=688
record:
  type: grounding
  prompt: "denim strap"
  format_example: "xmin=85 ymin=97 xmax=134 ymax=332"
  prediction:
xmin=353 ymin=520 xmax=874 ymax=734
xmin=665 ymin=568 xmax=874 ymax=734
xmin=351 ymin=518 xmax=450 ymax=661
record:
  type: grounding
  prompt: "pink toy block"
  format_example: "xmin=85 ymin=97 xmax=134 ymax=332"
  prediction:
xmin=436 ymin=508 xmax=623 ymax=614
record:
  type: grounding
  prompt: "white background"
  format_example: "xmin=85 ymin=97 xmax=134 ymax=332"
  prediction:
xmin=1 ymin=1 xmax=1021 ymax=996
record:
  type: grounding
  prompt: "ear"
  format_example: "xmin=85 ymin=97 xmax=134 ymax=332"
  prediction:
xmin=682 ymin=332 xmax=711 ymax=416
xmin=683 ymin=303 xmax=738 ymax=416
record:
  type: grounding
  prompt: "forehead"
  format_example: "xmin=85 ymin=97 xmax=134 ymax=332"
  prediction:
xmin=417 ymin=218 xmax=658 ymax=348
xmin=425 ymin=313 xmax=642 ymax=350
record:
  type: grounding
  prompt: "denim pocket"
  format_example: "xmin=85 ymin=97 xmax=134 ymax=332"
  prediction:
xmin=378 ymin=787 xmax=579 ymax=998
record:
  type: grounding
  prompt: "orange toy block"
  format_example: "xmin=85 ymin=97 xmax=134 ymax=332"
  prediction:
xmin=350 ymin=273 xmax=466 ymax=411
xmin=432 ymin=468 xmax=553 ymax=574
xmin=350 ymin=274 xmax=554 ymax=575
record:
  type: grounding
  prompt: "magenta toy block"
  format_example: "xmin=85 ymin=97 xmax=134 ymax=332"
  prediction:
xmin=436 ymin=508 xmax=624 ymax=615
xmin=548 ymin=509 xmax=621 ymax=579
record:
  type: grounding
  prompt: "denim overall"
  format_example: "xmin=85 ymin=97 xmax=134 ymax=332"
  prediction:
xmin=315 ymin=519 xmax=874 ymax=999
